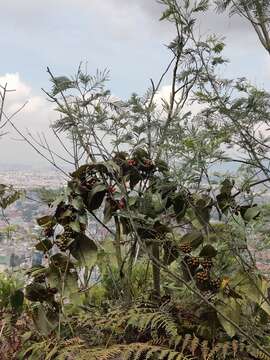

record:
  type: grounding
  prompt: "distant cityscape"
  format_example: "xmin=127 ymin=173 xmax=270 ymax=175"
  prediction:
xmin=0 ymin=169 xmax=63 ymax=270
xmin=0 ymin=168 xmax=109 ymax=271
xmin=0 ymin=169 xmax=66 ymax=189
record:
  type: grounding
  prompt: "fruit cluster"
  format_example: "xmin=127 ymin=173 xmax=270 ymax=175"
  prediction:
xmin=179 ymin=242 xmax=192 ymax=254
xmin=195 ymin=270 xmax=211 ymax=291
xmin=196 ymin=269 xmax=210 ymax=283
xmin=107 ymin=185 xmax=116 ymax=194
xmin=200 ymin=257 xmax=213 ymax=270
xmin=184 ymin=255 xmax=200 ymax=269
xmin=127 ymin=159 xmax=137 ymax=166
xmin=210 ymin=278 xmax=221 ymax=292
xmin=181 ymin=246 xmax=221 ymax=293
xmin=55 ymin=227 xmax=75 ymax=252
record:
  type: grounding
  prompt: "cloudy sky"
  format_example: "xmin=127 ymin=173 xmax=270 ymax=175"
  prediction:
xmin=0 ymin=0 xmax=269 ymax=169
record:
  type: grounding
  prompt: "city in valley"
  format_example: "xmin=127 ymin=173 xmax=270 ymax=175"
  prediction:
xmin=0 ymin=169 xmax=64 ymax=271
xmin=0 ymin=169 xmax=108 ymax=271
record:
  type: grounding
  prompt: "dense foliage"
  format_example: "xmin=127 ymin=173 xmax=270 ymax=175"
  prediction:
xmin=2 ymin=0 xmax=270 ymax=359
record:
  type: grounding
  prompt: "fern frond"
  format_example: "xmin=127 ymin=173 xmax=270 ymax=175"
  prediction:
xmin=246 ymin=346 xmax=270 ymax=360
xmin=222 ymin=342 xmax=230 ymax=359
xmin=201 ymin=340 xmax=209 ymax=360
xmin=190 ymin=335 xmax=199 ymax=356
xmin=181 ymin=334 xmax=192 ymax=353
xmin=231 ymin=339 xmax=238 ymax=358
xmin=126 ymin=308 xmax=178 ymax=339
xmin=86 ymin=343 xmax=194 ymax=360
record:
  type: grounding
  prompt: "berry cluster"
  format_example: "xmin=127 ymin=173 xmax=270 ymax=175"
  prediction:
xmin=143 ymin=159 xmax=154 ymax=167
xmin=179 ymin=243 xmax=192 ymax=254
xmin=185 ymin=255 xmax=200 ymax=269
xmin=200 ymin=257 xmax=213 ymax=270
xmin=181 ymin=246 xmax=221 ymax=293
xmin=107 ymin=185 xmax=116 ymax=194
xmin=196 ymin=269 xmax=210 ymax=283
xmin=195 ymin=270 xmax=211 ymax=291
xmin=118 ymin=198 xmax=126 ymax=209
xmin=210 ymin=278 xmax=221 ymax=292
xmin=127 ymin=159 xmax=137 ymax=166
xmin=55 ymin=227 xmax=75 ymax=252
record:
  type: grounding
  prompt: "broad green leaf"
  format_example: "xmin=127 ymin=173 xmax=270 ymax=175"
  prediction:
xmin=180 ymin=231 xmax=203 ymax=249
xmin=62 ymin=272 xmax=78 ymax=298
xmin=103 ymin=198 xmax=114 ymax=224
xmin=129 ymin=169 xmax=142 ymax=189
xmin=10 ymin=289 xmax=24 ymax=313
xmin=35 ymin=239 xmax=53 ymax=252
xmin=216 ymin=297 xmax=240 ymax=337
xmin=235 ymin=272 xmax=270 ymax=316
xmin=32 ymin=304 xmax=57 ymax=336
xmin=199 ymin=244 xmax=217 ymax=258
xmin=71 ymin=234 xmax=97 ymax=267
xmin=47 ymin=269 xmax=60 ymax=290
xmin=243 ymin=206 xmax=260 ymax=222
xmin=69 ymin=221 xmax=81 ymax=232
xmin=36 ymin=216 xmax=54 ymax=227
xmin=173 ymin=192 xmax=187 ymax=221
xmin=86 ymin=183 xmax=107 ymax=211
xmin=50 ymin=253 xmax=72 ymax=271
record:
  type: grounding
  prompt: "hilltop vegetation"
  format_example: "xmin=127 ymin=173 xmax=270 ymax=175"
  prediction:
xmin=2 ymin=1 xmax=270 ymax=359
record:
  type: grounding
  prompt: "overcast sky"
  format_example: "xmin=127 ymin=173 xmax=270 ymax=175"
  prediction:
xmin=0 ymin=0 xmax=269 ymax=169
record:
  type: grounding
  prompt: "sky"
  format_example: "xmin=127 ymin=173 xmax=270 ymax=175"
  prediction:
xmin=0 ymin=0 xmax=269 ymax=169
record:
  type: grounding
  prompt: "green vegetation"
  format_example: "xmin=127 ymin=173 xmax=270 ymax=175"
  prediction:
xmin=2 ymin=0 xmax=270 ymax=359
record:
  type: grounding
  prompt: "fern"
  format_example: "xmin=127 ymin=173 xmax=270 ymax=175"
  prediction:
xmin=124 ymin=303 xmax=179 ymax=340
xmin=126 ymin=310 xmax=178 ymax=339
xmin=79 ymin=343 xmax=194 ymax=360
xmin=246 ymin=346 xmax=270 ymax=360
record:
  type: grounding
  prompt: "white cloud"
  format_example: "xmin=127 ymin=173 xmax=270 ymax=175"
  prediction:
xmin=0 ymin=73 xmax=67 ymax=167
xmin=154 ymin=84 xmax=204 ymax=115
xmin=0 ymin=73 xmax=48 ymax=120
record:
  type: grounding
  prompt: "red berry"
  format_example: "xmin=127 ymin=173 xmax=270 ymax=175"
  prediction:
xmin=118 ymin=198 xmax=126 ymax=209
xmin=108 ymin=186 xmax=116 ymax=193
xmin=144 ymin=159 xmax=153 ymax=166
xmin=127 ymin=159 xmax=137 ymax=166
